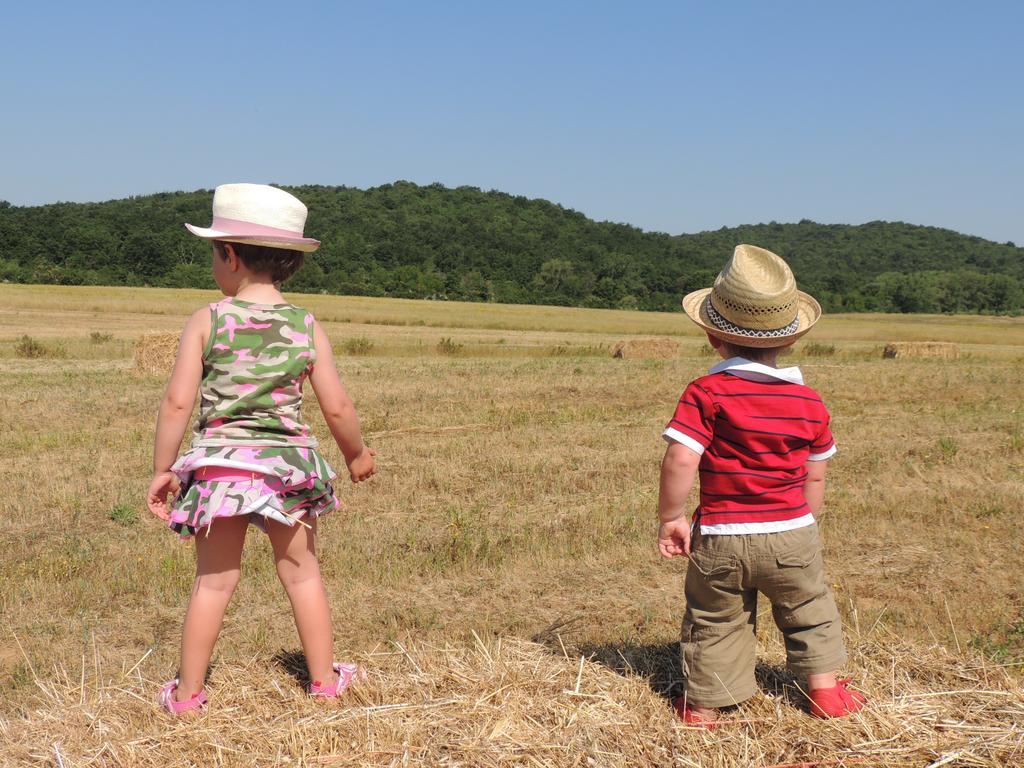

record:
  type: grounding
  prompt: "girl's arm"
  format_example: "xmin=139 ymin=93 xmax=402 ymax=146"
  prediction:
xmin=803 ymin=458 xmax=828 ymax=515
xmin=309 ymin=320 xmax=376 ymax=482
xmin=146 ymin=308 xmax=208 ymax=520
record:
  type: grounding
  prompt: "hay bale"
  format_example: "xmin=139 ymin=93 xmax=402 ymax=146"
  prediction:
xmin=882 ymin=341 xmax=960 ymax=360
xmin=611 ymin=338 xmax=681 ymax=359
xmin=133 ymin=331 xmax=180 ymax=375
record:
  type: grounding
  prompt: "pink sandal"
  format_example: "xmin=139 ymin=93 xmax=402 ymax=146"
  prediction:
xmin=158 ymin=679 xmax=208 ymax=715
xmin=308 ymin=662 xmax=365 ymax=698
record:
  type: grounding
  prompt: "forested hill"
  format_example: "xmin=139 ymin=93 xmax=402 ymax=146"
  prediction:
xmin=1 ymin=182 xmax=1022 ymax=314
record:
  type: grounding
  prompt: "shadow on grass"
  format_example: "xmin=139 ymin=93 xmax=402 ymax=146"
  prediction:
xmin=752 ymin=660 xmax=807 ymax=711
xmin=272 ymin=649 xmax=310 ymax=689
xmin=573 ymin=641 xmax=684 ymax=701
xmin=534 ymin=630 xmax=807 ymax=711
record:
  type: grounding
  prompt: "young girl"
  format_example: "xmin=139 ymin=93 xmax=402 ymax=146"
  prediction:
xmin=146 ymin=183 xmax=377 ymax=714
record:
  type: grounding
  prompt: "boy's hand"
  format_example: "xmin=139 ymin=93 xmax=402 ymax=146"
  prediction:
xmin=658 ymin=516 xmax=692 ymax=558
xmin=347 ymin=446 xmax=377 ymax=483
xmin=147 ymin=471 xmax=180 ymax=521
xmin=657 ymin=442 xmax=700 ymax=558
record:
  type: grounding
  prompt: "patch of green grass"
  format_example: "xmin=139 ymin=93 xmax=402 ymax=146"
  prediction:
xmin=544 ymin=344 xmax=609 ymax=358
xmin=89 ymin=331 xmax=114 ymax=343
xmin=937 ymin=436 xmax=959 ymax=459
xmin=14 ymin=334 xmax=66 ymax=358
xmin=802 ymin=342 xmax=836 ymax=357
xmin=437 ymin=337 xmax=463 ymax=355
xmin=341 ymin=336 xmax=375 ymax=355
xmin=975 ymin=503 xmax=1010 ymax=519
xmin=970 ymin=619 xmax=1024 ymax=667
xmin=360 ymin=317 xmax=427 ymax=327
xmin=108 ymin=504 xmax=138 ymax=526
xmin=379 ymin=603 xmax=441 ymax=636
xmin=1011 ymin=419 xmax=1023 ymax=452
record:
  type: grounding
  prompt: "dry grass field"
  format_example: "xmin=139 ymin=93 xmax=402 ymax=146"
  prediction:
xmin=1 ymin=284 xmax=1023 ymax=766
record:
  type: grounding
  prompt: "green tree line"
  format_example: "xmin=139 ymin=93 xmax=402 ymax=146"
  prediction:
xmin=0 ymin=183 xmax=1021 ymax=314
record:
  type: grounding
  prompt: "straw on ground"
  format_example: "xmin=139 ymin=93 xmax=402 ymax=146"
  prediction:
xmin=1 ymin=285 xmax=1023 ymax=766
xmin=2 ymin=630 xmax=1022 ymax=766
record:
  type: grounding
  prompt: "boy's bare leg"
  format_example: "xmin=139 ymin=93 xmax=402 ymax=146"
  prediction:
xmin=266 ymin=517 xmax=336 ymax=687
xmin=807 ymin=671 xmax=838 ymax=690
xmin=176 ymin=515 xmax=249 ymax=700
xmin=687 ymin=702 xmax=720 ymax=722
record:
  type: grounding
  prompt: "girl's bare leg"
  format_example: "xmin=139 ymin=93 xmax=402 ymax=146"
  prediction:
xmin=175 ymin=515 xmax=249 ymax=700
xmin=266 ymin=517 xmax=336 ymax=686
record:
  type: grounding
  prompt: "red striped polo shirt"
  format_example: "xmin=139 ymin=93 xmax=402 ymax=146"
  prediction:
xmin=662 ymin=358 xmax=837 ymax=535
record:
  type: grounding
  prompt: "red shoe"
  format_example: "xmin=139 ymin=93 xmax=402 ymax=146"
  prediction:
xmin=672 ymin=696 xmax=718 ymax=729
xmin=807 ymin=679 xmax=866 ymax=718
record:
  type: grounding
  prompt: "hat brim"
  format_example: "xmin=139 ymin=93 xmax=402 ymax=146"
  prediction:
xmin=185 ymin=223 xmax=320 ymax=253
xmin=682 ymin=288 xmax=822 ymax=348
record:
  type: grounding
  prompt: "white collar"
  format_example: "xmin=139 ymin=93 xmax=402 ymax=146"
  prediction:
xmin=709 ymin=357 xmax=804 ymax=385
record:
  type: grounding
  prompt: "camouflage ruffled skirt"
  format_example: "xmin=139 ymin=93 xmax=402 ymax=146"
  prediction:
xmin=168 ymin=445 xmax=342 ymax=539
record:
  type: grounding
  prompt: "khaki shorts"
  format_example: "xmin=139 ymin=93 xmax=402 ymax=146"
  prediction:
xmin=681 ymin=523 xmax=847 ymax=708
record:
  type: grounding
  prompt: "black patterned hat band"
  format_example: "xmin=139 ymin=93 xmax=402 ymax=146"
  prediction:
xmin=706 ymin=297 xmax=801 ymax=338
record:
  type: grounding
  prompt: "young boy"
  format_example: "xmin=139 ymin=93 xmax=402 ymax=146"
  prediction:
xmin=658 ymin=244 xmax=865 ymax=728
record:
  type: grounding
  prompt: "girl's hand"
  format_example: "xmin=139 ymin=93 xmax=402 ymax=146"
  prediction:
xmin=347 ymin=446 xmax=377 ymax=483
xmin=147 ymin=471 xmax=180 ymax=521
xmin=658 ymin=517 xmax=692 ymax=559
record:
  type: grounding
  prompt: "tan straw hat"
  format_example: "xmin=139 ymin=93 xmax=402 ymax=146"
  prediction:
xmin=682 ymin=244 xmax=821 ymax=348
xmin=185 ymin=183 xmax=320 ymax=252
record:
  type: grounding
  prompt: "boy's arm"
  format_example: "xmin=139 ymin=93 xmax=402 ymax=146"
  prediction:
xmin=147 ymin=308 xmax=207 ymax=519
xmin=803 ymin=458 xmax=828 ymax=515
xmin=309 ymin=320 xmax=376 ymax=482
xmin=657 ymin=442 xmax=701 ymax=558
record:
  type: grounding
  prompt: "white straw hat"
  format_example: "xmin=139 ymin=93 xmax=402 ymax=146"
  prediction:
xmin=682 ymin=244 xmax=821 ymax=348
xmin=185 ymin=183 xmax=320 ymax=252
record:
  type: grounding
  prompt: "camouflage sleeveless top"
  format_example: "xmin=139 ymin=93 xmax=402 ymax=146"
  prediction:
xmin=192 ymin=298 xmax=318 ymax=448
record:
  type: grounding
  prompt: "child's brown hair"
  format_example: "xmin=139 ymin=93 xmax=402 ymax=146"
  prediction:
xmin=214 ymin=241 xmax=305 ymax=284
xmin=711 ymin=336 xmax=792 ymax=363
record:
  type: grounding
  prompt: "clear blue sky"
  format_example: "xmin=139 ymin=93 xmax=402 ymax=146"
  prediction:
xmin=2 ymin=1 xmax=1021 ymax=243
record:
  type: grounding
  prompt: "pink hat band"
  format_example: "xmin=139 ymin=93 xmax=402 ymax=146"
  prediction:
xmin=185 ymin=183 xmax=321 ymax=252
xmin=211 ymin=216 xmax=306 ymax=240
